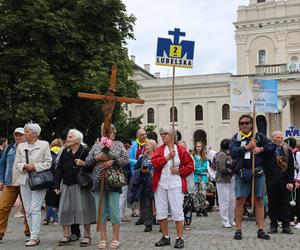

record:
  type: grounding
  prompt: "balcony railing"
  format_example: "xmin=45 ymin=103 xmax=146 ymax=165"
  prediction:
xmin=255 ymin=64 xmax=287 ymax=75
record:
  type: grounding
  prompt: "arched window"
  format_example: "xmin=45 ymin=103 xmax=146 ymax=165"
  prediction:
xmin=176 ymin=131 xmax=182 ymax=141
xmin=147 ymin=108 xmax=154 ymax=123
xmin=222 ymin=104 xmax=230 ymax=120
xmin=291 ymin=55 xmax=298 ymax=62
xmin=258 ymin=49 xmax=266 ymax=65
xmin=195 ymin=105 xmax=203 ymax=121
xmin=193 ymin=130 xmax=207 ymax=146
xmin=170 ymin=106 xmax=178 ymax=122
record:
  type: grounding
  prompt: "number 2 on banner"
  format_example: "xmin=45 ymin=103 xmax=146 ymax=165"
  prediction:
xmin=170 ymin=45 xmax=182 ymax=58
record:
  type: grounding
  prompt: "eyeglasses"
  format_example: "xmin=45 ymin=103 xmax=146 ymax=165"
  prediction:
xmin=239 ymin=122 xmax=251 ymax=126
xmin=160 ymin=132 xmax=169 ymax=136
xmin=140 ymin=134 xmax=147 ymax=136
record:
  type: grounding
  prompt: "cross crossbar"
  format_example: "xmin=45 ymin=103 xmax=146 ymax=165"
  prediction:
xmin=78 ymin=92 xmax=144 ymax=104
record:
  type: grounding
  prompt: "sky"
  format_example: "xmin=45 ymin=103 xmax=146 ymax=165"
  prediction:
xmin=123 ymin=0 xmax=249 ymax=77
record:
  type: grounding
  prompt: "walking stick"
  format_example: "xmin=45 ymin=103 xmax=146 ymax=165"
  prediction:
xmin=251 ymin=106 xmax=256 ymax=215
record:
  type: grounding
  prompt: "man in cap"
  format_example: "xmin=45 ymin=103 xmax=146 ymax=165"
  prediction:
xmin=0 ymin=127 xmax=29 ymax=241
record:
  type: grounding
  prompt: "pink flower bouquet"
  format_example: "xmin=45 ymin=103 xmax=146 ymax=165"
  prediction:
xmin=99 ymin=137 xmax=113 ymax=154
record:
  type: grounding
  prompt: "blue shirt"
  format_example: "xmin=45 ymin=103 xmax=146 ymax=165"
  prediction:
xmin=230 ymin=132 xmax=276 ymax=170
xmin=193 ymin=155 xmax=209 ymax=184
xmin=0 ymin=144 xmax=17 ymax=185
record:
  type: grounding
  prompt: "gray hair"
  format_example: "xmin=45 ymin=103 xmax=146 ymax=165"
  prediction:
xmin=146 ymin=139 xmax=157 ymax=150
xmin=68 ymin=129 xmax=83 ymax=143
xmin=177 ymin=140 xmax=187 ymax=149
xmin=101 ymin=123 xmax=117 ymax=136
xmin=159 ymin=125 xmax=177 ymax=141
xmin=271 ymin=131 xmax=283 ymax=138
xmin=24 ymin=122 xmax=41 ymax=136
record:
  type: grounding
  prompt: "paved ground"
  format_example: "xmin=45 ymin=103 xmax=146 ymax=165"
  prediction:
xmin=0 ymin=209 xmax=299 ymax=250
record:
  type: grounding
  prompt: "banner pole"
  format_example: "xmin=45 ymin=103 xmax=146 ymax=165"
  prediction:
xmin=251 ymin=105 xmax=256 ymax=216
xmin=172 ymin=65 xmax=176 ymax=167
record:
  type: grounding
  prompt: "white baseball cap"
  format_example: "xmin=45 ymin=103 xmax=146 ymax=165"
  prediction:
xmin=13 ymin=127 xmax=24 ymax=134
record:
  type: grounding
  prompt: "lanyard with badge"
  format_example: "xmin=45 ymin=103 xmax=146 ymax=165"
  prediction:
xmin=241 ymin=140 xmax=251 ymax=159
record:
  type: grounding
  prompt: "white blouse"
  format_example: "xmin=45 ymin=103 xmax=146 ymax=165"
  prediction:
xmin=158 ymin=145 xmax=182 ymax=190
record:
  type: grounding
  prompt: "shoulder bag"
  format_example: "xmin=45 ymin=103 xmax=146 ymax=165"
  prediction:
xmin=25 ymin=149 xmax=54 ymax=191
xmin=106 ymin=167 xmax=127 ymax=188
xmin=77 ymin=168 xmax=93 ymax=190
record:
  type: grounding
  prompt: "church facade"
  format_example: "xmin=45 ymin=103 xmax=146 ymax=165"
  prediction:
xmin=128 ymin=0 xmax=300 ymax=150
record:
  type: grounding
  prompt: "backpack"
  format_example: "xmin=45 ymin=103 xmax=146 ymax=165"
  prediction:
xmin=216 ymin=151 xmax=232 ymax=172
xmin=210 ymin=152 xmax=220 ymax=171
xmin=215 ymin=151 xmax=233 ymax=173
xmin=277 ymin=143 xmax=289 ymax=172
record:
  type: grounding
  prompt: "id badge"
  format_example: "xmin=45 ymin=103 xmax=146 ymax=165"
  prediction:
xmin=241 ymin=141 xmax=250 ymax=159
xmin=244 ymin=151 xmax=251 ymax=159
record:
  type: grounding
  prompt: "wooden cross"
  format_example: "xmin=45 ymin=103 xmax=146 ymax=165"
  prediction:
xmin=78 ymin=64 xmax=144 ymax=137
xmin=78 ymin=64 xmax=144 ymax=232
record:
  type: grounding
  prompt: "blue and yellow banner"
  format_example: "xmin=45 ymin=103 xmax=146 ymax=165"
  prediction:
xmin=253 ymin=79 xmax=278 ymax=113
xmin=156 ymin=28 xmax=195 ymax=68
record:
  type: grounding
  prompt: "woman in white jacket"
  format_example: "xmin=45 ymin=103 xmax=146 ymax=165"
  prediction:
xmin=14 ymin=122 xmax=52 ymax=246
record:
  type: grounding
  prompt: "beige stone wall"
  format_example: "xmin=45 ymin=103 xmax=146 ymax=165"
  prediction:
xmin=235 ymin=0 xmax=300 ymax=75
xmin=129 ymin=74 xmax=232 ymax=149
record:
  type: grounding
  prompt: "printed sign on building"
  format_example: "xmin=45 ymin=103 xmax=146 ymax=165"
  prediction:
xmin=230 ymin=78 xmax=253 ymax=112
xmin=230 ymin=78 xmax=278 ymax=113
xmin=156 ymin=28 xmax=195 ymax=68
xmin=287 ymin=62 xmax=300 ymax=72
xmin=285 ymin=126 xmax=300 ymax=138
xmin=253 ymin=79 xmax=278 ymax=113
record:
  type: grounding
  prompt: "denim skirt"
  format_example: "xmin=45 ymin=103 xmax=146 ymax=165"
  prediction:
xmin=235 ymin=173 xmax=265 ymax=199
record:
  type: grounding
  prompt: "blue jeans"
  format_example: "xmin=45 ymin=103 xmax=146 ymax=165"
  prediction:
xmin=45 ymin=207 xmax=58 ymax=221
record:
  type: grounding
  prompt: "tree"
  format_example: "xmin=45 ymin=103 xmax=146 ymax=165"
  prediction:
xmin=144 ymin=125 xmax=158 ymax=142
xmin=115 ymin=110 xmax=143 ymax=144
xmin=0 ymin=0 xmax=138 ymax=145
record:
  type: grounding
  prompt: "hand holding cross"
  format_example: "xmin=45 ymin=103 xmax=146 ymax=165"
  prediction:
xmin=78 ymin=64 xmax=144 ymax=231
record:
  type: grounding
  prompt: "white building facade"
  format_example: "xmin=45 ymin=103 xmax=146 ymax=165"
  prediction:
xmin=129 ymin=0 xmax=300 ymax=150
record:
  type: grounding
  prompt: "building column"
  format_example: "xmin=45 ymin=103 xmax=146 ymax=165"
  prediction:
xmin=281 ymin=96 xmax=291 ymax=132
xmin=207 ymin=101 xmax=216 ymax=148
xmin=182 ymin=102 xmax=191 ymax=149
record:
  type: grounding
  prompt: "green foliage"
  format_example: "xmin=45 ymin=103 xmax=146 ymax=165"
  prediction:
xmin=0 ymin=0 xmax=138 ymax=145
xmin=144 ymin=125 xmax=158 ymax=142
xmin=115 ymin=110 xmax=143 ymax=144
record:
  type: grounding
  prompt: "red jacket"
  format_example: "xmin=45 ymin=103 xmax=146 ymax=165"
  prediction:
xmin=151 ymin=144 xmax=194 ymax=193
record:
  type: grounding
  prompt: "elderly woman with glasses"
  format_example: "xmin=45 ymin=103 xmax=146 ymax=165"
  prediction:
xmin=152 ymin=126 xmax=194 ymax=249
xmin=14 ymin=122 xmax=52 ymax=246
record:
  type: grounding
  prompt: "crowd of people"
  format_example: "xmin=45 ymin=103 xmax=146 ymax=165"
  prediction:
xmin=0 ymin=115 xmax=300 ymax=248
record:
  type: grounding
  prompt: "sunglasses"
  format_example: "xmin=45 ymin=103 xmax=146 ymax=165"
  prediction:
xmin=239 ymin=122 xmax=251 ymax=126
